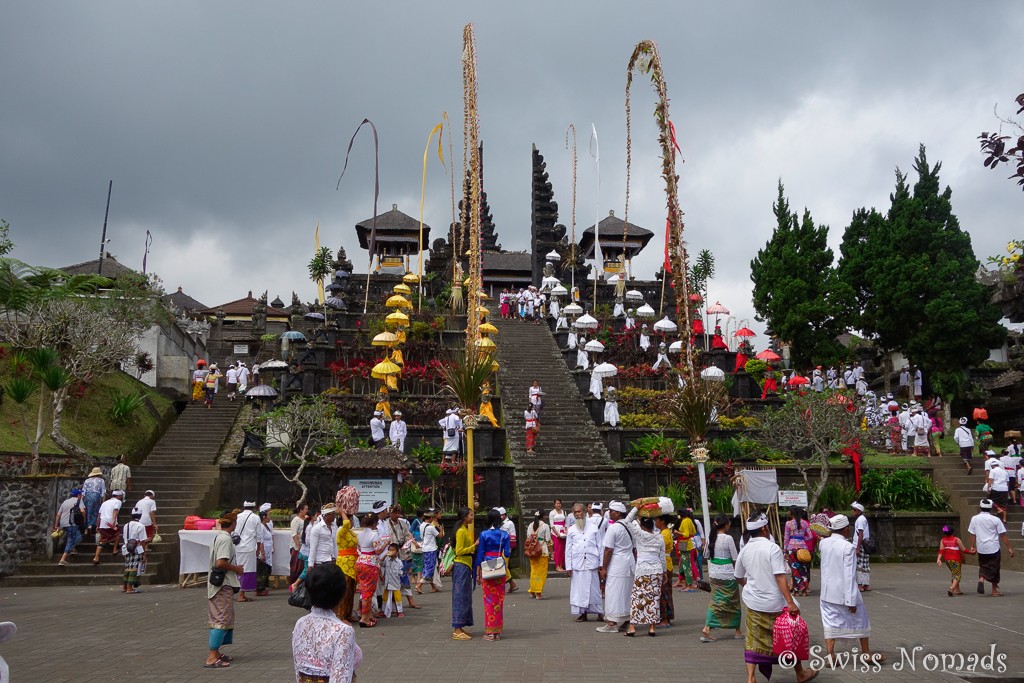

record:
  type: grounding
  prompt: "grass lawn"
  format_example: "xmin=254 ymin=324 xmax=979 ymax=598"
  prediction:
xmin=0 ymin=368 xmax=176 ymax=461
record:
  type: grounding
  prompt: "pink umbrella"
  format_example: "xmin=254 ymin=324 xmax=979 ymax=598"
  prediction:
xmin=706 ymin=301 xmax=730 ymax=315
xmin=734 ymin=327 xmax=756 ymax=338
xmin=755 ymin=349 xmax=781 ymax=362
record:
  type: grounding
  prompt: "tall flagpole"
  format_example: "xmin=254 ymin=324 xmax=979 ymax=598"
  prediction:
xmin=590 ymin=124 xmax=600 ymax=313
xmin=565 ymin=125 xmax=577 ymax=294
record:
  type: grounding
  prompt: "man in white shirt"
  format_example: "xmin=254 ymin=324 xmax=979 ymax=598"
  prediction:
xmin=818 ymin=515 xmax=881 ymax=665
xmin=225 ymin=363 xmax=239 ymax=401
xmin=92 ymin=490 xmax=124 ymax=565
xmin=734 ymin=513 xmax=815 ymax=683
xmin=256 ymin=503 xmax=274 ymax=596
xmin=236 ymin=362 xmax=250 ymax=394
xmin=987 ymin=462 xmax=1010 ymax=522
xmin=954 ymin=417 xmax=975 ymax=474
xmin=234 ymin=501 xmax=262 ymax=601
xmin=566 ymin=503 xmax=604 ymax=622
xmin=897 ymin=404 xmax=912 ymax=453
xmin=909 ymin=406 xmax=931 ymax=457
xmin=289 ymin=502 xmax=308 ymax=584
xmin=1000 ymin=450 xmax=1021 ymax=505
xmin=597 ymin=501 xmax=635 ymax=633
xmin=133 ymin=490 xmax=158 ymax=544
xmin=389 ymin=411 xmax=407 ymax=452
xmin=439 ymin=408 xmax=462 ymax=462
xmin=307 ymin=504 xmax=338 ymax=568
xmin=850 ymin=502 xmax=872 ymax=591
xmin=369 ymin=411 xmax=387 ymax=449
xmin=497 ymin=507 xmax=519 ymax=593
xmin=968 ymin=499 xmax=1014 ymax=596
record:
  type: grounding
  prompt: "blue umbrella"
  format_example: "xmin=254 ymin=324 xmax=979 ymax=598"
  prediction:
xmin=304 ymin=312 xmax=325 ymax=321
xmin=281 ymin=330 xmax=306 ymax=341
xmin=326 ymin=297 xmax=346 ymax=310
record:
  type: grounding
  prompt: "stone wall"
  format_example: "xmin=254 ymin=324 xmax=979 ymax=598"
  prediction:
xmin=0 ymin=475 xmax=85 ymax=576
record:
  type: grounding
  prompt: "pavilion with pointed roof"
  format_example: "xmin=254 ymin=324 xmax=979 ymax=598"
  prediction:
xmin=355 ymin=204 xmax=430 ymax=272
xmin=202 ymin=291 xmax=291 ymax=324
xmin=578 ymin=210 xmax=654 ymax=277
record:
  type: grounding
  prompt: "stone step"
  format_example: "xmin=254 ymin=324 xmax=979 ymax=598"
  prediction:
xmin=0 ymin=571 xmax=157 ymax=587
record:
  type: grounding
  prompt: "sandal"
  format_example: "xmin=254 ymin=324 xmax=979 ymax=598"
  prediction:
xmin=575 ymin=615 xmax=588 ymax=622
xmin=700 ymin=635 xmax=716 ymax=643
xmin=452 ymin=632 xmax=472 ymax=640
xmin=203 ymin=660 xmax=230 ymax=669
xmin=217 ymin=655 xmax=234 ymax=663
xmin=236 ymin=597 xmax=253 ymax=603
xmin=358 ymin=620 xmax=377 ymax=628
xmin=414 ymin=586 xmax=423 ymax=594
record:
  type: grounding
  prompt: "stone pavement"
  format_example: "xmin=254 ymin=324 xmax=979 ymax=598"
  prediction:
xmin=2 ymin=564 xmax=1023 ymax=682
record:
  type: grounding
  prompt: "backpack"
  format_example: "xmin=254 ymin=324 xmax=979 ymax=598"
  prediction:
xmin=523 ymin=533 xmax=543 ymax=559
xmin=72 ymin=504 xmax=85 ymax=530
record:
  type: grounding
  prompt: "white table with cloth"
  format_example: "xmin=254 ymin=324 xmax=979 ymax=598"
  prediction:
xmin=178 ymin=529 xmax=293 ymax=587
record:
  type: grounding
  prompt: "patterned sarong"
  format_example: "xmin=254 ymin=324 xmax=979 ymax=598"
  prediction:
xmin=207 ymin=585 xmax=235 ymax=649
xmin=356 ymin=563 xmax=379 ymax=601
xmin=706 ymin=578 xmax=742 ymax=630
xmin=629 ymin=573 xmax=663 ymax=626
xmin=944 ymin=559 xmax=962 ymax=583
xmin=856 ymin=549 xmax=871 ymax=586
xmin=482 ymin=575 xmax=506 ymax=634
xmin=744 ymin=608 xmax=781 ymax=679
xmin=659 ymin=572 xmax=675 ymax=623
xmin=451 ymin=562 xmax=474 ymax=628
xmin=528 ymin=554 xmax=548 ymax=595
xmin=787 ymin=549 xmax=810 ymax=593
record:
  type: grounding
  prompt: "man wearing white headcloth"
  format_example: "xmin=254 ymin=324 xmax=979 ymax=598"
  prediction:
xmin=576 ymin=337 xmax=590 ymax=370
xmin=497 ymin=507 xmax=520 ymax=593
xmin=597 ymin=501 xmax=635 ymax=633
xmin=850 ymin=502 xmax=871 ymax=591
xmin=369 ymin=410 xmax=387 ymax=449
xmin=639 ymin=324 xmax=651 ymax=351
xmin=735 ymin=512 xmax=815 ymax=683
xmin=652 ymin=342 xmax=670 ymax=370
xmin=624 ymin=308 xmax=636 ymax=331
xmin=954 ymin=416 xmax=975 ymax=474
xmin=439 ymin=408 xmax=462 ymax=463
xmin=234 ymin=501 xmax=262 ymax=602
xmin=819 ymin=514 xmax=882 ymax=665
xmin=565 ymin=502 xmax=604 ymax=622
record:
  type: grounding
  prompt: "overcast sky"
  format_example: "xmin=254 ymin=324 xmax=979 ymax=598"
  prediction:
xmin=2 ymin=1 xmax=1021 ymax=342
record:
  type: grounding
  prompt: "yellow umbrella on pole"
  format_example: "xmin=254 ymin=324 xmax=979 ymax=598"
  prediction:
xmin=479 ymin=322 xmax=498 ymax=336
xmin=372 ymin=331 xmax=398 ymax=347
xmin=386 ymin=294 xmax=413 ymax=309
xmin=371 ymin=358 xmax=402 ymax=380
xmin=386 ymin=311 xmax=410 ymax=327
xmin=393 ymin=283 xmax=413 ymax=296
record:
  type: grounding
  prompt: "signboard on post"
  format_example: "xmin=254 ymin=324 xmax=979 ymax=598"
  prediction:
xmin=778 ymin=490 xmax=808 ymax=508
xmin=349 ymin=478 xmax=394 ymax=512
xmin=233 ymin=343 xmax=249 ymax=355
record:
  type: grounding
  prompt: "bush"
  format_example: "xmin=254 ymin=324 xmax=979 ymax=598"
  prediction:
xmin=815 ymin=482 xmax=858 ymax=511
xmin=717 ymin=415 xmax=760 ymax=429
xmin=396 ymin=480 xmax=428 ymax=512
xmin=109 ymin=389 xmax=146 ymax=425
xmin=744 ymin=358 xmax=768 ymax=386
xmin=410 ymin=439 xmax=442 ymax=464
xmin=626 ymin=432 xmax=689 ymax=463
xmin=707 ymin=485 xmax=734 ymax=514
xmin=620 ymin=413 xmax=670 ymax=430
xmin=617 ymin=387 xmax=666 ymax=415
xmin=657 ymin=482 xmax=692 ymax=512
xmin=860 ymin=469 xmax=949 ymax=511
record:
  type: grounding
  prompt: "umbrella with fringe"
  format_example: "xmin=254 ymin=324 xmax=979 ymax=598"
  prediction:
xmin=563 ymin=302 xmax=583 ymax=317
xmin=669 ymin=340 xmax=683 ymax=354
xmin=592 ymin=361 xmax=618 ymax=379
xmin=755 ymin=349 xmax=781 ymax=362
xmin=393 ymin=283 xmax=413 ymax=296
xmin=706 ymin=301 xmax=730 ymax=315
xmin=386 ymin=294 xmax=412 ymax=309
xmin=402 ymin=272 xmax=419 ymax=284
xmin=304 ymin=312 xmax=325 ymax=321
xmin=259 ymin=359 xmax=289 ymax=370
xmin=479 ymin=322 xmax=498 ymax=336
xmin=372 ymin=331 xmax=399 ymax=347
xmin=584 ymin=339 xmax=605 ymax=353
xmin=371 ymin=358 xmax=402 ymax=380
xmin=326 ymin=296 xmax=346 ymax=310
xmin=574 ymin=313 xmax=599 ymax=330
xmin=700 ymin=366 xmax=726 ymax=381
xmin=735 ymin=327 xmax=756 ymax=338
xmin=246 ymin=384 xmax=278 ymax=398
xmin=385 ymin=311 xmax=410 ymax=327
xmin=636 ymin=303 xmax=656 ymax=319
xmin=625 ymin=289 xmax=644 ymax=303
xmin=551 ymin=285 xmax=568 ymax=297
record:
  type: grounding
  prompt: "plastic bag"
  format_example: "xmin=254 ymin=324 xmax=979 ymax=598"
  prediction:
xmin=772 ymin=611 xmax=810 ymax=661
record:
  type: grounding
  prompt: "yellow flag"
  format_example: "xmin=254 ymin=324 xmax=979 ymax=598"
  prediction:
xmin=315 ymin=222 xmax=325 ymax=304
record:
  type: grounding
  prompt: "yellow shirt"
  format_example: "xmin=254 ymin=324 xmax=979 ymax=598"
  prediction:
xmin=678 ymin=518 xmax=697 ymax=552
xmin=661 ymin=527 xmax=674 ymax=572
xmin=455 ymin=525 xmax=475 ymax=568
xmin=335 ymin=519 xmax=358 ymax=578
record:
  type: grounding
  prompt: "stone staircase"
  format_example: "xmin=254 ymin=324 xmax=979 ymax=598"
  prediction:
xmin=4 ymin=398 xmax=240 ymax=587
xmin=932 ymin=455 xmax=1024 ymax=572
xmin=493 ymin=317 xmax=628 ymax=521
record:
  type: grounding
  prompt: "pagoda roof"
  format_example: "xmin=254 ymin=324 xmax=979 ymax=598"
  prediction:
xmin=202 ymin=291 xmax=290 ymax=318
xmin=164 ymin=286 xmax=207 ymax=312
xmin=355 ymin=204 xmax=430 ymax=250
xmin=482 ymin=252 xmax=532 ymax=273
xmin=579 ymin=210 xmax=654 ymax=258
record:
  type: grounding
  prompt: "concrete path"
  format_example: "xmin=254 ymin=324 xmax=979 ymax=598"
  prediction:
xmin=2 ymin=563 xmax=1021 ymax=681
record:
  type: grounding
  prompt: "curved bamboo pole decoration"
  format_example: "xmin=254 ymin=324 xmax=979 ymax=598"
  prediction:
xmin=565 ymin=124 xmax=577 ymax=293
xmin=463 ymin=23 xmax=482 ymax=352
xmin=419 ymin=120 xmax=445 ymax=312
xmin=625 ymin=40 xmax=694 ymax=383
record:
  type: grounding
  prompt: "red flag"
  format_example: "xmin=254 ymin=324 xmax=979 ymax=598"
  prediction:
xmin=664 ymin=217 xmax=672 ymax=274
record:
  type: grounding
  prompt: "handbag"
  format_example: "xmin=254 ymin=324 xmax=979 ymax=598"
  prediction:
xmin=696 ymin=579 xmax=712 ymax=593
xmin=480 ymin=555 xmax=507 ymax=581
xmin=288 ymin=583 xmax=312 ymax=610
xmin=439 ymin=543 xmax=456 ymax=576
xmin=209 ymin=568 xmax=226 ymax=587
xmin=772 ymin=611 xmax=810 ymax=660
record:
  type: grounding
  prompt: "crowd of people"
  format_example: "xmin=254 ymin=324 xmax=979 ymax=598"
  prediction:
xmin=191 ymin=359 xmax=254 ymax=407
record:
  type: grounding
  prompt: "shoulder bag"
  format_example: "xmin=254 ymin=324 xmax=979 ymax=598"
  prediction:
xmin=480 ymin=554 xmax=507 ymax=581
xmin=288 ymin=582 xmax=312 ymax=610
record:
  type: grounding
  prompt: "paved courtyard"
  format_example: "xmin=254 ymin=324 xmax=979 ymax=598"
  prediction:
xmin=2 ymin=564 xmax=1023 ymax=682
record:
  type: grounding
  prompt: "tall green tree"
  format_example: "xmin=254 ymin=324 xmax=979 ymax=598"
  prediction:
xmin=838 ymin=145 xmax=1005 ymax=398
xmin=750 ymin=182 xmax=854 ymax=368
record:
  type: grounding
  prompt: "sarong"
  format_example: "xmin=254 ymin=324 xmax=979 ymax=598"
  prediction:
xmin=123 ymin=552 xmax=141 ymax=586
xmin=256 ymin=559 xmax=271 ymax=591
xmin=944 ymin=559 xmax=962 ymax=582
xmin=451 ymin=562 xmax=474 ymax=628
xmin=978 ymin=551 xmax=1001 ymax=585
xmin=240 ymin=571 xmax=257 ymax=592
xmin=192 ymin=380 xmax=205 ymax=401
xmin=525 ymin=427 xmax=537 ymax=451
xmin=482 ymin=575 xmax=506 ymax=634
xmin=289 ymin=548 xmax=303 ymax=584
xmin=422 ymin=550 xmax=438 ymax=583
xmin=787 ymin=549 xmax=810 ymax=593
xmin=604 ymin=573 xmax=632 ymax=622
xmin=412 ymin=551 xmax=424 ymax=575
xmin=207 ymin=585 xmax=235 ymax=649
xmin=356 ymin=563 xmax=379 ymax=602
xmin=744 ymin=608 xmax=781 ymax=679
xmin=569 ymin=568 xmax=603 ymax=616
xmin=659 ymin=573 xmax=675 ymax=623
xmin=528 ymin=554 xmax=548 ymax=594
xmin=237 ymin=549 xmax=257 ymax=591
xmin=856 ymin=549 xmax=871 ymax=586
xmin=551 ymin=523 xmax=566 ymax=568
xmin=401 ymin=558 xmax=413 ymax=592
xmin=821 ymin=600 xmax=870 ymax=640
xmin=97 ymin=527 xmax=118 ymax=549
xmin=629 ymin=573 xmax=663 ymax=626
xmin=705 ymin=578 xmax=742 ymax=630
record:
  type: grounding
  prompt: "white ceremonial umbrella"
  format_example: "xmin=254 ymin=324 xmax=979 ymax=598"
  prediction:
xmin=625 ymin=289 xmax=644 ymax=303
xmin=584 ymin=339 xmax=605 ymax=353
xmin=592 ymin=362 xmax=619 ymax=379
xmin=653 ymin=316 xmax=678 ymax=333
xmin=636 ymin=303 xmax=656 ymax=319
xmin=574 ymin=313 xmax=599 ymax=330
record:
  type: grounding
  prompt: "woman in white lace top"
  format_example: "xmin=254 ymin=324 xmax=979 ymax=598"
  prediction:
xmin=623 ymin=504 xmax=667 ymax=637
xmin=292 ymin=563 xmax=362 ymax=683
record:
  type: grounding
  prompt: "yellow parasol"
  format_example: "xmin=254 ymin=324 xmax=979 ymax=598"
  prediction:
xmin=479 ymin=322 xmax=498 ymax=335
xmin=403 ymin=272 xmax=420 ymax=284
xmin=372 ymin=331 xmax=398 ymax=347
xmin=477 ymin=305 xmax=490 ymax=317
xmin=371 ymin=358 xmax=402 ymax=380
xmin=386 ymin=311 xmax=410 ymax=327
xmin=490 ymin=360 xmax=500 ymax=372
xmin=393 ymin=283 xmax=413 ymax=296
xmin=474 ymin=337 xmax=496 ymax=350
xmin=478 ymin=290 xmax=491 ymax=302
xmin=386 ymin=294 xmax=412 ymax=309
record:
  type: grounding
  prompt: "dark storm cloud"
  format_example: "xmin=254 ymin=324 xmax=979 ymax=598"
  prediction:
xmin=1 ymin=1 xmax=1021 ymax=333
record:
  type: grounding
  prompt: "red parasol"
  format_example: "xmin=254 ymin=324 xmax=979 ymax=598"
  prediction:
xmin=788 ymin=375 xmax=809 ymax=386
xmin=755 ymin=349 xmax=781 ymax=362
xmin=734 ymin=327 xmax=756 ymax=338
xmin=706 ymin=301 xmax=730 ymax=315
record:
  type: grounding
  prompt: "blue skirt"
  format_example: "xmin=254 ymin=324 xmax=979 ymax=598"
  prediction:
xmin=451 ymin=562 xmax=474 ymax=629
